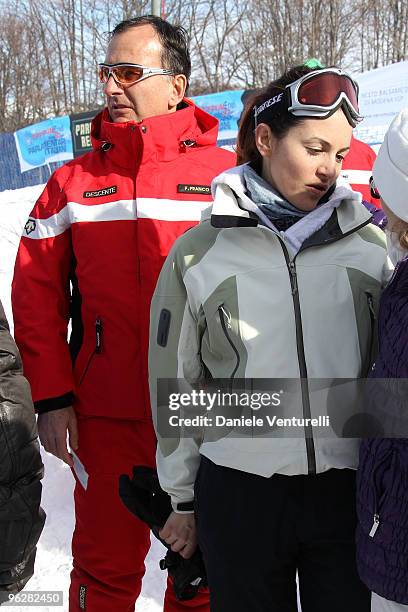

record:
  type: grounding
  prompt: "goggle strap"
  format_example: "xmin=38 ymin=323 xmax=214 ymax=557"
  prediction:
xmin=253 ymin=80 xmax=361 ymax=128
xmin=253 ymin=90 xmax=288 ymax=127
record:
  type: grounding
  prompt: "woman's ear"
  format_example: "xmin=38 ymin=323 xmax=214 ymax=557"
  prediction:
xmin=255 ymin=123 xmax=274 ymax=158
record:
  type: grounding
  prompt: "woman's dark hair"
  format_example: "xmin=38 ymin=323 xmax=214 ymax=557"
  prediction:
xmin=236 ymin=64 xmax=324 ymax=166
xmin=110 ymin=15 xmax=191 ymax=86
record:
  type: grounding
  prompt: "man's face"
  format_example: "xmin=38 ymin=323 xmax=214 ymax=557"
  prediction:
xmin=103 ymin=25 xmax=185 ymax=123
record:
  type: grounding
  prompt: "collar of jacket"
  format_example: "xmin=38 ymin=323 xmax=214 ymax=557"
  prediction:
xmin=208 ymin=164 xmax=373 ymax=237
xmin=90 ymin=98 xmax=220 ymax=169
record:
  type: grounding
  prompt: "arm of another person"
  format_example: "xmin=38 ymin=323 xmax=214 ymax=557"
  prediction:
xmin=362 ymin=200 xmax=387 ymax=229
xmin=0 ymin=299 xmax=45 ymax=602
xmin=149 ymin=239 xmax=206 ymax=558
xmin=11 ymin=171 xmax=78 ymax=467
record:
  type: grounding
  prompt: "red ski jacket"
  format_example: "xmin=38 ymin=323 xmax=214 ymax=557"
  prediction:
xmin=12 ymin=100 xmax=235 ymax=420
xmin=341 ymin=136 xmax=379 ymax=206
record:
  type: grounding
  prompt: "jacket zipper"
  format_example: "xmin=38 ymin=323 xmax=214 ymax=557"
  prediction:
xmin=218 ymin=305 xmax=240 ymax=382
xmin=368 ymin=448 xmax=395 ymax=538
xmin=79 ymin=317 xmax=102 ymax=385
xmin=278 ymin=243 xmax=316 ymax=474
xmin=95 ymin=317 xmax=102 ymax=353
xmin=0 ymin=411 xmax=16 ymax=484
xmin=366 ymin=292 xmax=376 ymax=334
xmin=298 ymin=217 xmax=372 ymax=252
xmin=277 ymin=216 xmax=374 ymax=474
xmin=365 ymin=291 xmax=376 ymax=375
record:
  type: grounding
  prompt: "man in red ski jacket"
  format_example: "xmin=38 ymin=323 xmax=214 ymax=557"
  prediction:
xmin=341 ymin=135 xmax=379 ymax=206
xmin=12 ymin=16 xmax=234 ymax=612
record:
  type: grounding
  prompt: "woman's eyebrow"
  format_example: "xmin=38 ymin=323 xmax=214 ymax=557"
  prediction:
xmin=304 ymin=137 xmax=350 ymax=153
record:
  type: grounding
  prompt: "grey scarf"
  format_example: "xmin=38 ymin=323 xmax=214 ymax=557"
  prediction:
xmin=243 ymin=164 xmax=308 ymax=227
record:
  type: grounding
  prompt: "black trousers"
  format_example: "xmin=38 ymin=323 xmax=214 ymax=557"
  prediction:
xmin=195 ymin=457 xmax=370 ymax=612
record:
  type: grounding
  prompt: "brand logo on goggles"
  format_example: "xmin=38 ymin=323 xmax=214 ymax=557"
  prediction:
xmin=254 ymin=93 xmax=284 ymax=118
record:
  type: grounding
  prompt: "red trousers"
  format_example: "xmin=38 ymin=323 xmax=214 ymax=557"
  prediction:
xmin=68 ymin=417 xmax=209 ymax=612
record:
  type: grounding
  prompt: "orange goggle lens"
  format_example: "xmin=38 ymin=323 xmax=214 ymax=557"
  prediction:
xmin=99 ymin=65 xmax=144 ymax=85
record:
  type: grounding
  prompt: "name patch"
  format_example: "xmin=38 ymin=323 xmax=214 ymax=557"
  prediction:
xmin=83 ymin=186 xmax=117 ymax=198
xmin=177 ymin=184 xmax=211 ymax=195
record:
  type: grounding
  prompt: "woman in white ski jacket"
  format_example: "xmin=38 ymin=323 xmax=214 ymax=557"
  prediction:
xmin=149 ymin=65 xmax=391 ymax=612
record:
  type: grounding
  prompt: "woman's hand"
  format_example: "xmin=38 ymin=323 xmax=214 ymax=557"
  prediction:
xmin=159 ymin=511 xmax=197 ymax=559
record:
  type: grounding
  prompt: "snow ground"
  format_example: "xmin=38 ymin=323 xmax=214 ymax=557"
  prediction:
xmin=0 ymin=185 xmax=167 ymax=611
xmin=22 ymin=451 xmax=167 ymax=612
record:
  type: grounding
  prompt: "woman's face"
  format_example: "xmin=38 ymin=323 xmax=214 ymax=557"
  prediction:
xmin=256 ymin=108 xmax=353 ymax=211
xmin=381 ymin=200 xmax=401 ymax=232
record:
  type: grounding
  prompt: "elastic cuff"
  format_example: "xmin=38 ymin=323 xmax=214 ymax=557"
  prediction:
xmin=34 ymin=392 xmax=74 ymax=414
xmin=171 ymin=500 xmax=195 ymax=513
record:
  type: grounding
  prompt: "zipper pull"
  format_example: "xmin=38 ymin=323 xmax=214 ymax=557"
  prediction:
xmin=369 ymin=513 xmax=380 ymax=537
xmin=220 ymin=306 xmax=232 ymax=329
xmin=367 ymin=295 xmax=376 ymax=319
xmin=288 ymin=262 xmax=298 ymax=295
xmin=95 ymin=318 xmax=102 ymax=353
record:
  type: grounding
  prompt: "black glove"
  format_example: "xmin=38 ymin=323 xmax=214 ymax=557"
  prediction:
xmin=119 ymin=466 xmax=207 ymax=601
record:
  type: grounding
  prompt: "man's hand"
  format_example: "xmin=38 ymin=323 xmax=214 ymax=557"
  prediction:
xmin=159 ymin=511 xmax=197 ymax=559
xmin=37 ymin=405 xmax=78 ymax=468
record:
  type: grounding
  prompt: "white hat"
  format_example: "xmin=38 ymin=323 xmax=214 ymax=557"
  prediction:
xmin=373 ymin=108 xmax=408 ymax=222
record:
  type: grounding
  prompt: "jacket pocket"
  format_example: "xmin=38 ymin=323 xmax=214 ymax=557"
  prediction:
xmin=0 ymin=510 xmax=31 ymax=569
xmin=78 ymin=317 xmax=102 ymax=387
xmin=218 ymin=305 xmax=240 ymax=381
xmin=367 ymin=447 xmax=396 ymax=539
xmin=0 ymin=478 xmax=44 ymax=570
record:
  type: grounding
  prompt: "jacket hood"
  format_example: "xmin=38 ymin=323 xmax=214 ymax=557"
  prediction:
xmin=207 ymin=164 xmax=372 ymax=236
xmin=90 ymin=98 xmax=220 ymax=168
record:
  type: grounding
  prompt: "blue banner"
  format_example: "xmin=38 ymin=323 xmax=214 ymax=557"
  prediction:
xmin=14 ymin=116 xmax=73 ymax=173
xmin=192 ymin=90 xmax=244 ymax=145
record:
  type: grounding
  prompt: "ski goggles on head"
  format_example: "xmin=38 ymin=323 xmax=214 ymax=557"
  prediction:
xmin=99 ymin=63 xmax=175 ymax=87
xmin=287 ymin=68 xmax=361 ymax=125
xmin=254 ymin=68 xmax=361 ymax=127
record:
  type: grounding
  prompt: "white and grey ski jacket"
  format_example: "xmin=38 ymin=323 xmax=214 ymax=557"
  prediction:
xmin=149 ymin=165 xmax=391 ymax=511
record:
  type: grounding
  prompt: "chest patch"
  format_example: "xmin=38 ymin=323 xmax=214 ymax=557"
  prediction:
xmin=83 ymin=186 xmax=117 ymax=198
xmin=177 ymin=184 xmax=211 ymax=195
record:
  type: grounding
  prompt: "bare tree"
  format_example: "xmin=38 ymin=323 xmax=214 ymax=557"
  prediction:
xmin=1 ymin=0 xmax=408 ymax=131
xmin=172 ymin=0 xmax=247 ymax=94
xmin=358 ymin=0 xmax=408 ymax=70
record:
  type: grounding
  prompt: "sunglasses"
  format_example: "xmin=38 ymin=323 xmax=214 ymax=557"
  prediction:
xmin=287 ymin=68 xmax=361 ymax=126
xmin=99 ymin=63 xmax=175 ymax=87
xmin=369 ymin=176 xmax=381 ymax=199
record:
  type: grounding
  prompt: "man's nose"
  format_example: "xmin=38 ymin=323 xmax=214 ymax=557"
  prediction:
xmin=104 ymin=74 xmax=124 ymax=96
